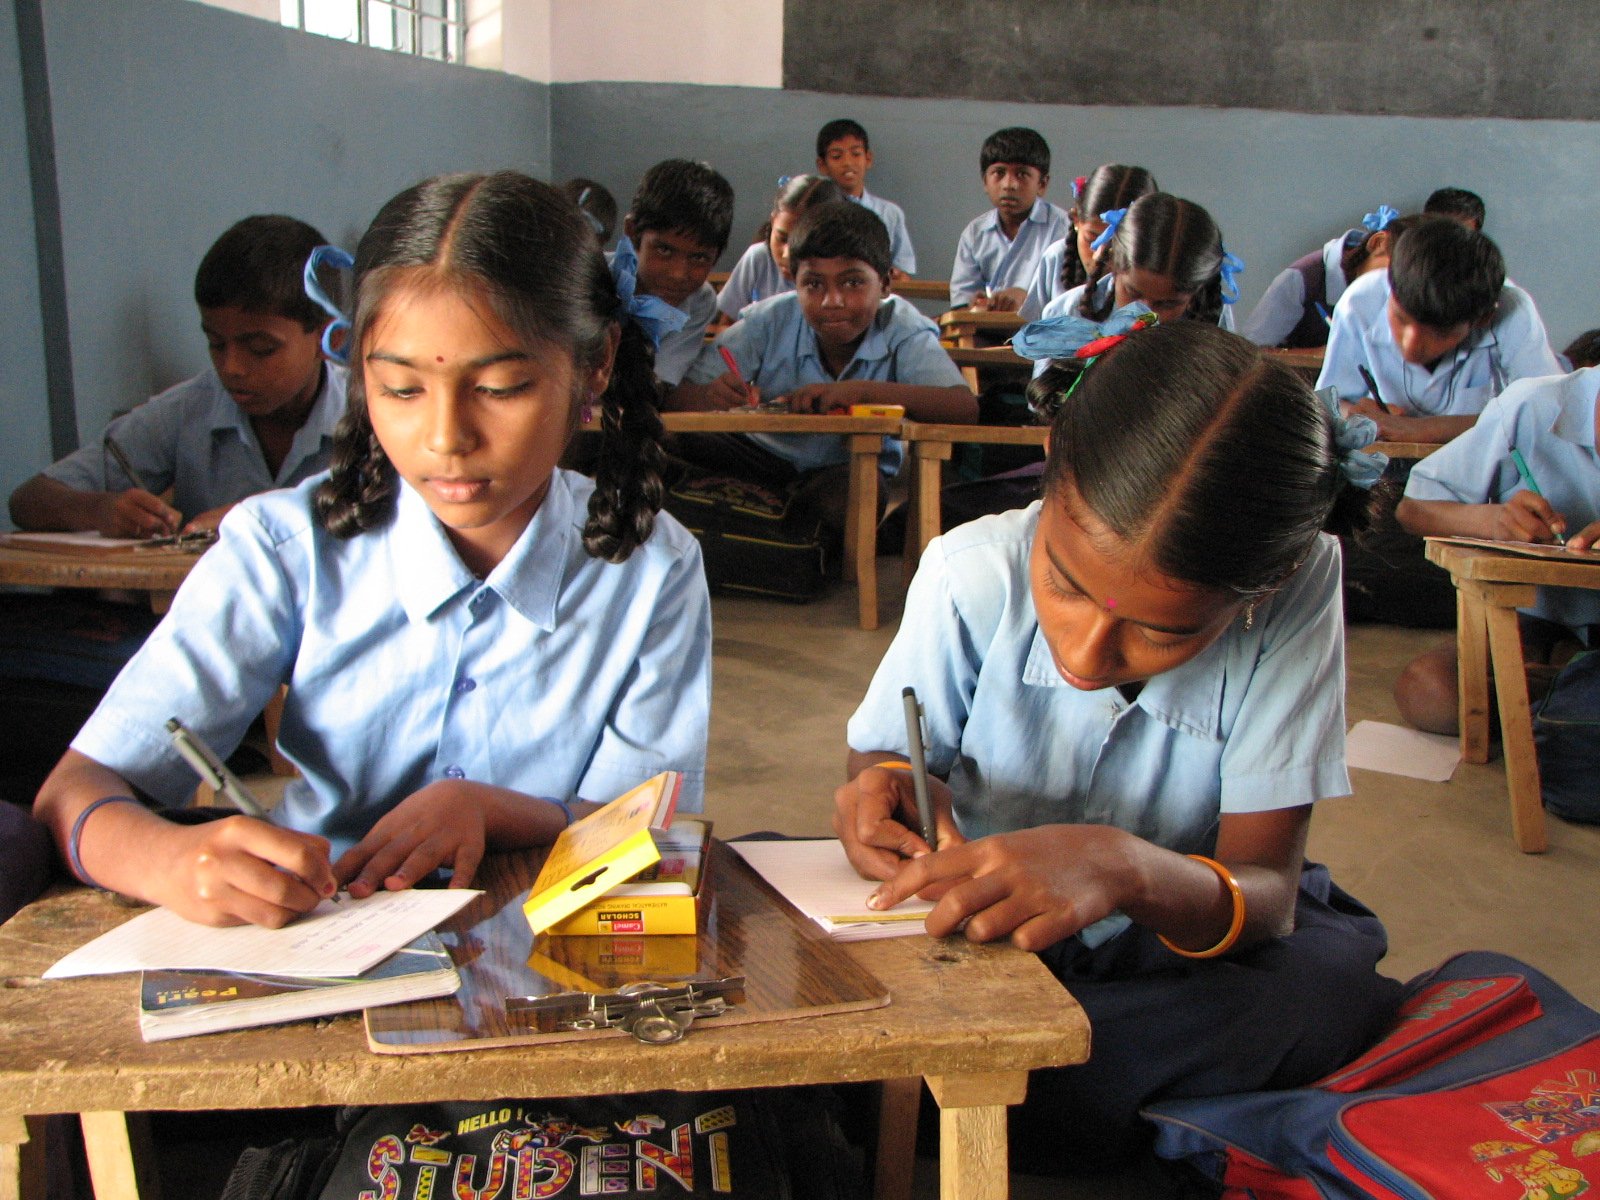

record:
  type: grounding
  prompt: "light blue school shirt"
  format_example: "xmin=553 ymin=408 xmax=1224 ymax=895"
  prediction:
xmin=1405 ymin=367 xmax=1600 ymax=630
xmin=1240 ymin=231 xmax=1357 ymax=347
xmin=1019 ymin=236 xmax=1071 ymax=321
xmin=72 ymin=469 xmax=712 ymax=858
xmin=847 ymin=504 xmax=1349 ymax=946
xmin=1316 ymin=270 xmax=1559 ymax=418
xmin=716 ymin=242 xmax=789 ymax=321
xmin=852 ymin=190 xmax=917 ymax=275
xmin=652 ymin=281 xmax=718 ymax=387
xmin=44 ymin=365 xmax=347 ymax=520
xmin=684 ymin=292 xmax=966 ymax=473
xmin=949 ymin=200 xmax=1072 ymax=308
xmin=1032 ymin=278 xmax=1235 ymax=376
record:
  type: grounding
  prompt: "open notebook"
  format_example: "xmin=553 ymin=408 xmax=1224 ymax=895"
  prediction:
xmin=729 ymin=839 xmax=933 ymax=942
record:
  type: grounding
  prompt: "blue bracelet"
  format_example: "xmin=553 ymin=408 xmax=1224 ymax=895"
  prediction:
xmin=550 ymin=799 xmax=575 ymax=828
xmin=68 ymin=795 xmax=139 ymax=889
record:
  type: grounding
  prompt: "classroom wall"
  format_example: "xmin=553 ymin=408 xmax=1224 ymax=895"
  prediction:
xmin=4 ymin=0 xmax=550 ymax=495
xmin=550 ymin=82 xmax=1600 ymax=350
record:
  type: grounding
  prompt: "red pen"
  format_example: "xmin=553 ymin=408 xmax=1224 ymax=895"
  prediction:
xmin=718 ymin=347 xmax=755 ymax=406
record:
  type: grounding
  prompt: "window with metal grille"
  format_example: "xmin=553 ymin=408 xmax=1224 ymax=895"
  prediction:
xmin=280 ymin=0 xmax=465 ymax=64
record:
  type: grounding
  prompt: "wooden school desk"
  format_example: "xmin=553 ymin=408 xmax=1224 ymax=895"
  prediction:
xmin=1424 ymin=539 xmax=1600 ymax=854
xmin=889 ymin=278 xmax=954 ymax=302
xmin=0 ymin=544 xmax=202 ymax=615
xmin=0 ymin=846 xmax=1091 ymax=1200
xmin=900 ymin=423 xmax=1049 ymax=569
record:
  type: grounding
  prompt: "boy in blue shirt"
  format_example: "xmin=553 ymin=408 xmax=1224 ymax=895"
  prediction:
xmin=617 ymin=159 xmax=734 ymax=392
xmin=1392 ymin=368 xmax=1600 ymax=734
xmin=814 ymin=119 xmax=916 ymax=279
xmin=949 ymin=127 xmax=1070 ymax=311
xmin=1317 ymin=217 xmax=1557 ymax=446
xmin=672 ymin=201 xmax=972 ymax=527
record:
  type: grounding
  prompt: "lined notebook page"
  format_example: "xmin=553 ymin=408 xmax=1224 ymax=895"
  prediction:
xmin=730 ymin=839 xmax=933 ymax=942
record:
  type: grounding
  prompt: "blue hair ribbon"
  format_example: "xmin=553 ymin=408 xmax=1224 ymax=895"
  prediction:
xmin=609 ymin=236 xmax=689 ymax=350
xmin=1218 ymin=250 xmax=1245 ymax=304
xmin=1313 ymin=386 xmax=1387 ymax=489
xmin=1011 ymin=302 xmax=1156 ymax=363
xmin=575 ymin=187 xmax=605 ymax=237
xmin=1088 ymin=207 xmax=1127 ymax=253
xmin=303 ymin=245 xmax=354 ymax=364
xmin=777 ymin=174 xmax=794 ymax=188
xmin=1362 ymin=205 xmax=1399 ymax=233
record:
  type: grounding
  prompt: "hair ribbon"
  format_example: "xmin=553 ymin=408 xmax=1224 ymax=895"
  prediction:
xmin=1362 ymin=205 xmax=1400 ymax=233
xmin=575 ymin=188 xmax=605 ymax=237
xmin=777 ymin=174 xmax=794 ymax=188
xmin=1011 ymin=301 xmax=1156 ymax=363
xmin=1088 ymin=207 xmax=1127 ymax=253
xmin=1072 ymin=175 xmax=1087 ymax=199
xmin=1313 ymin=386 xmax=1387 ymax=489
xmin=1218 ymin=250 xmax=1245 ymax=304
xmin=608 ymin=236 xmax=689 ymax=350
xmin=303 ymin=246 xmax=354 ymax=364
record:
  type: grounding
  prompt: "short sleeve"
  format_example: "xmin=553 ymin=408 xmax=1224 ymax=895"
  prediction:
xmin=1315 ymin=301 xmax=1369 ymax=398
xmin=1405 ymin=391 xmax=1520 ymax=504
xmin=1498 ymin=290 xmax=1562 ymax=385
xmin=652 ymin=286 xmax=716 ymax=386
xmin=948 ymin=221 xmax=984 ymax=308
xmin=890 ymin=321 xmax=968 ymax=389
xmin=44 ymin=399 xmax=183 ymax=496
xmin=717 ymin=244 xmax=763 ymax=320
xmin=1239 ymin=268 xmax=1307 ymax=347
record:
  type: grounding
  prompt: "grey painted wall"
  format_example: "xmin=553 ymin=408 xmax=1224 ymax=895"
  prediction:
xmin=551 ymin=82 xmax=1599 ymax=351
xmin=7 ymin=0 xmax=550 ymax=498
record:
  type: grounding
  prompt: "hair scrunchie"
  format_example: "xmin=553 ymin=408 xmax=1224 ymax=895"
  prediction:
xmin=303 ymin=245 xmax=355 ymax=364
xmin=609 ymin=236 xmax=690 ymax=350
xmin=1218 ymin=250 xmax=1245 ymax=304
xmin=1088 ymin=207 xmax=1128 ymax=252
xmin=1011 ymin=301 xmax=1156 ymax=363
xmin=1072 ymin=175 xmax=1087 ymax=199
xmin=1314 ymin=385 xmax=1388 ymax=489
xmin=1363 ymin=204 xmax=1400 ymax=233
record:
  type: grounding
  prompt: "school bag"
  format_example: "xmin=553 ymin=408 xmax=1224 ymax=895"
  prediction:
xmin=221 ymin=1088 xmax=865 ymax=1200
xmin=1144 ymin=950 xmax=1600 ymax=1199
xmin=1533 ymin=649 xmax=1600 ymax=825
xmin=663 ymin=472 xmax=828 ymax=601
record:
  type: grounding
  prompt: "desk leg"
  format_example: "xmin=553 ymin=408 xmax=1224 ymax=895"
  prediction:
xmin=81 ymin=1112 xmax=160 ymax=1200
xmin=907 ymin=443 xmax=953 ymax=586
xmin=875 ymin=1078 xmax=922 ymax=1200
xmin=0 ymin=1114 xmax=45 ymax=1200
xmin=1478 ymin=592 xmax=1548 ymax=854
xmin=850 ymin=434 xmax=882 ymax=631
xmin=927 ymin=1071 xmax=1028 ymax=1200
xmin=1457 ymin=585 xmax=1493 ymax=764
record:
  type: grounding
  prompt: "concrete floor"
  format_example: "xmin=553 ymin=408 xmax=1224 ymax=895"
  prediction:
xmin=703 ymin=563 xmax=1600 ymax=1198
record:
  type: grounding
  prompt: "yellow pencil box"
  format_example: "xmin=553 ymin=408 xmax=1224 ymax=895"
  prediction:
xmin=849 ymin=403 xmax=905 ymax=419
xmin=543 ymin=820 xmax=713 ymax=936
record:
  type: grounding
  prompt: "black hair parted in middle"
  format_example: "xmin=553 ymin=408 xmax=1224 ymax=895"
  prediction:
xmin=1039 ymin=321 xmax=1373 ymax=598
xmin=1079 ymin=192 xmax=1226 ymax=325
xmin=786 ymin=200 xmax=893 ymax=283
xmin=980 ymin=127 xmax=1051 ymax=176
xmin=1388 ymin=216 xmax=1505 ymax=331
xmin=626 ymin=159 xmax=735 ymax=255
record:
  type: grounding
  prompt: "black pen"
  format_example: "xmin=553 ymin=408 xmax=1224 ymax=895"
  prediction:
xmin=900 ymin=687 xmax=938 ymax=850
xmin=1356 ymin=365 xmax=1391 ymax=414
xmin=104 ymin=435 xmax=154 ymax=493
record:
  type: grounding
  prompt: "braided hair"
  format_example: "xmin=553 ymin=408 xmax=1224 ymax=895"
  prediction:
xmin=1077 ymin=192 xmax=1226 ymax=326
xmin=1060 ymin=164 xmax=1158 ymax=292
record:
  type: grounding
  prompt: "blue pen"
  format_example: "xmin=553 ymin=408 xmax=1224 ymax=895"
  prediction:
xmin=1509 ymin=448 xmax=1567 ymax=545
xmin=1314 ymin=301 xmax=1331 ymax=326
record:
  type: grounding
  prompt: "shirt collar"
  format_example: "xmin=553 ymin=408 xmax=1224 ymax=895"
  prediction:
xmin=391 ymin=471 xmax=575 ymax=629
xmin=980 ymin=199 xmax=1051 ymax=234
xmin=796 ymin=299 xmax=895 ymax=375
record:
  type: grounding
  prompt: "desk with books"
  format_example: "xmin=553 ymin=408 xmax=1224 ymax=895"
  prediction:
xmin=0 ymin=841 xmax=1090 ymax=1200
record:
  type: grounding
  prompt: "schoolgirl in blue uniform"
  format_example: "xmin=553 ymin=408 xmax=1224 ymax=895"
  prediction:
xmin=1019 ymin=163 xmax=1157 ymax=321
xmin=34 ymin=173 xmax=712 ymax=928
xmin=715 ymin=174 xmax=841 ymax=322
xmin=838 ymin=318 xmax=1402 ymax=1167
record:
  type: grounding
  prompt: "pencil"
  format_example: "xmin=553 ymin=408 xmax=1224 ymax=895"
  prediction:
xmin=1509 ymin=448 xmax=1567 ymax=546
xmin=1356 ymin=365 xmax=1391 ymax=414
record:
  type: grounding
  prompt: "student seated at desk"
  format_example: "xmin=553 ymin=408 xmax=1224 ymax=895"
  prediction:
xmin=948 ymin=126 xmax=1070 ymax=312
xmin=613 ymin=159 xmax=734 ymax=394
xmin=837 ymin=320 xmax=1401 ymax=1170
xmin=1391 ymin=367 xmax=1600 ymax=735
xmin=672 ymin=201 xmax=973 ymax=531
xmin=1424 ymin=185 xmax=1486 ymax=232
xmin=1019 ymin=163 xmax=1157 ymax=322
xmin=1240 ymin=206 xmax=1412 ymax=350
xmin=32 ymin=173 xmax=710 ymax=927
xmin=1317 ymin=217 xmax=1558 ymax=446
xmin=715 ymin=173 xmax=841 ymax=323
xmin=10 ymin=215 xmax=347 ymax=538
xmin=814 ymin=118 xmax=916 ymax=279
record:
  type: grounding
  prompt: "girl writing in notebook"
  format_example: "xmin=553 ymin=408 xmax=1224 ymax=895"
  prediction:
xmin=837 ymin=318 xmax=1402 ymax=1168
xmin=34 ymin=173 xmax=711 ymax=928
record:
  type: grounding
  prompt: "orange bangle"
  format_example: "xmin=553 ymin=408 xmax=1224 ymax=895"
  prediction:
xmin=877 ymin=761 xmax=912 ymax=771
xmin=1158 ymin=855 xmax=1246 ymax=959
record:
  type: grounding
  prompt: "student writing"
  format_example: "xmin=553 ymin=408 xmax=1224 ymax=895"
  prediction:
xmin=837 ymin=319 xmax=1401 ymax=1168
xmin=1019 ymin=163 xmax=1158 ymax=321
xmin=948 ymin=126 xmax=1070 ymax=311
xmin=10 ymin=215 xmax=347 ymax=537
xmin=814 ymin=118 xmax=916 ymax=278
xmin=1317 ymin=216 xmax=1559 ymax=445
xmin=714 ymin=173 xmax=841 ymax=323
xmin=32 ymin=173 xmax=711 ymax=928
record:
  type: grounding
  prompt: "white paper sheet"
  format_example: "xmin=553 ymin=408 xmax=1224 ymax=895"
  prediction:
xmin=45 ymin=888 xmax=481 ymax=980
xmin=730 ymin=839 xmax=933 ymax=942
xmin=1346 ymin=720 xmax=1462 ymax=783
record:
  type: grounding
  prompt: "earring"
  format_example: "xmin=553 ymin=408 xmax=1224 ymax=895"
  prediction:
xmin=1243 ymin=602 xmax=1256 ymax=631
xmin=581 ymin=393 xmax=596 ymax=427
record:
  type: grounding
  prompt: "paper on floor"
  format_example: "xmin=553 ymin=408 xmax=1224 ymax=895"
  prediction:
xmin=1346 ymin=719 xmax=1461 ymax=783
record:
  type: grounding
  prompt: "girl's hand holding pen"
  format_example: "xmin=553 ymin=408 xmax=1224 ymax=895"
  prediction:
xmin=832 ymin=762 xmax=964 ymax=882
xmin=1496 ymin=489 xmax=1568 ymax=544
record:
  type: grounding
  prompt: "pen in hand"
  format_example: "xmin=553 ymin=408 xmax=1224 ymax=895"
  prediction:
xmin=900 ymin=687 xmax=938 ymax=851
xmin=718 ymin=346 xmax=756 ymax=407
xmin=1510 ymin=448 xmax=1567 ymax=546
xmin=1356 ymin=365 xmax=1391 ymax=415
xmin=166 ymin=717 xmax=269 ymax=818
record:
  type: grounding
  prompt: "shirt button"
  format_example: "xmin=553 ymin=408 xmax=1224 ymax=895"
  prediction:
xmin=454 ymin=677 xmax=476 ymax=695
xmin=443 ymin=765 xmax=466 ymax=780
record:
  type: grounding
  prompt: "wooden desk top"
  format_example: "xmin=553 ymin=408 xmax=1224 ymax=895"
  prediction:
xmin=901 ymin=421 xmax=1047 ymax=446
xmin=889 ymin=278 xmax=953 ymax=301
xmin=944 ymin=345 xmax=1031 ymax=371
xmin=0 ymin=852 xmax=1088 ymax=1116
xmin=938 ymin=309 xmax=1027 ymax=333
xmin=0 ymin=544 xmax=201 ymax=594
xmin=1367 ymin=441 xmax=1440 ymax=460
xmin=1425 ymin=539 xmax=1600 ymax=587
xmin=659 ymin=411 xmax=902 ymax=435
